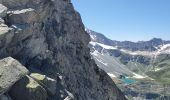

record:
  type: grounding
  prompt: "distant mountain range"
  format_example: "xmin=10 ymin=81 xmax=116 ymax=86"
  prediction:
xmin=86 ymin=28 xmax=170 ymax=77
xmin=86 ymin=28 xmax=170 ymax=99
xmin=86 ymin=28 xmax=170 ymax=52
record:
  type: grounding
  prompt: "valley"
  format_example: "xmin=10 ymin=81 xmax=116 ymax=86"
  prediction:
xmin=87 ymin=28 xmax=170 ymax=100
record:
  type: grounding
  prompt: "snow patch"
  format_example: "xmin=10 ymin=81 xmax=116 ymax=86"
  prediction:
xmin=107 ymin=73 xmax=116 ymax=78
xmin=159 ymin=44 xmax=170 ymax=51
xmin=89 ymin=42 xmax=117 ymax=50
xmin=91 ymin=50 xmax=99 ymax=56
xmin=132 ymin=73 xmax=146 ymax=79
xmin=155 ymin=68 xmax=162 ymax=72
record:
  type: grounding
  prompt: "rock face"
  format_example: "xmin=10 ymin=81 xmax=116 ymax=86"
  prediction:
xmin=0 ymin=0 xmax=126 ymax=100
xmin=9 ymin=76 xmax=47 ymax=100
xmin=0 ymin=4 xmax=7 ymax=18
xmin=30 ymin=73 xmax=57 ymax=95
xmin=0 ymin=94 xmax=12 ymax=100
xmin=0 ymin=57 xmax=29 ymax=95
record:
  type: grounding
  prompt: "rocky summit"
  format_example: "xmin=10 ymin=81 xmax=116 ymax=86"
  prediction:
xmin=0 ymin=0 xmax=126 ymax=100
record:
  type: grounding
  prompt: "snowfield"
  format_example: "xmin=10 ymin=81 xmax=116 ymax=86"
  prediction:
xmin=132 ymin=73 xmax=146 ymax=79
xmin=90 ymin=42 xmax=170 ymax=57
xmin=107 ymin=73 xmax=117 ymax=78
xmin=89 ymin=42 xmax=117 ymax=50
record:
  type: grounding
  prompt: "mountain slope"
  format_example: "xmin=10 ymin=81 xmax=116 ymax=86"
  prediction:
xmin=87 ymin=28 xmax=170 ymax=76
xmin=0 ymin=0 xmax=126 ymax=100
xmin=87 ymin=28 xmax=170 ymax=99
xmin=87 ymin=28 xmax=170 ymax=52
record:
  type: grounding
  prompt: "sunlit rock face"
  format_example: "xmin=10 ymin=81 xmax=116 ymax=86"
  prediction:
xmin=0 ymin=0 xmax=126 ymax=100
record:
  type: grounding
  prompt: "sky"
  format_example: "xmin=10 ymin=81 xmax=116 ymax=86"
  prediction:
xmin=72 ymin=0 xmax=170 ymax=42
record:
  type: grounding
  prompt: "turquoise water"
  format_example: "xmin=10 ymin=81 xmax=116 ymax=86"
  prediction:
xmin=122 ymin=78 xmax=136 ymax=85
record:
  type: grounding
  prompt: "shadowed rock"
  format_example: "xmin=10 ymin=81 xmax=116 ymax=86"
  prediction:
xmin=0 ymin=94 xmax=13 ymax=100
xmin=0 ymin=0 xmax=127 ymax=100
xmin=9 ymin=76 xmax=47 ymax=100
xmin=30 ymin=73 xmax=57 ymax=95
xmin=0 ymin=57 xmax=29 ymax=95
xmin=0 ymin=4 xmax=7 ymax=18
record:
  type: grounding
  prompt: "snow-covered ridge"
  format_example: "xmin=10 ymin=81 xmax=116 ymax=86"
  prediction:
xmin=156 ymin=44 xmax=170 ymax=54
xmin=121 ymin=44 xmax=170 ymax=56
xmin=89 ymin=41 xmax=117 ymax=50
xmin=90 ymin=41 xmax=170 ymax=56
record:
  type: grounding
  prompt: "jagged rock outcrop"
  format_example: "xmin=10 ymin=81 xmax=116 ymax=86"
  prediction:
xmin=0 ymin=94 xmax=12 ymax=100
xmin=30 ymin=73 xmax=57 ymax=95
xmin=0 ymin=4 xmax=7 ymax=18
xmin=9 ymin=76 xmax=47 ymax=100
xmin=0 ymin=57 xmax=28 ymax=95
xmin=0 ymin=0 xmax=126 ymax=100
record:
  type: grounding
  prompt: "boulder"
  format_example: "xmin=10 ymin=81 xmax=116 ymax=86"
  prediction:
xmin=0 ymin=18 xmax=4 ymax=24
xmin=9 ymin=76 xmax=47 ymax=100
xmin=8 ymin=8 xmax=38 ymax=24
xmin=30 ymin=73 xmax=57 ymax=95
xmin=0 ymin=24 xmax=9 ymax=35
xmin=0 ymin=24 xmax=14 ymax=49
xmin=0 ymin=4 xmax=7 ymax=18
xmin=0 ymin=0 xmax=42 ymax=9
xmin=0 ymin=94 xmax=12 ymax=100
xmin=0 ymin=57 xmax=29 ymax=95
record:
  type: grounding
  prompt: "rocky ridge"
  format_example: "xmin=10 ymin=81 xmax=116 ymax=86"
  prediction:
xmin=87 ymin=28 xmax=170 ymax=52
xmin=0 ymin=0 xmax=126 ymax=100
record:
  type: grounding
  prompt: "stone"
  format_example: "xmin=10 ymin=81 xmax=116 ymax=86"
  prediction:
xmin=0 ymin=57 xmax=29 ymax=95
xmin=0 ymin=0 xmax=127 ymax=100
xmin=0 ymin=4 xmax=7 ymax=18
xmin=0 ymin=94 xmax=12 ymax=100
xmin=0 ymin=18 xmax=4 ymax=24
xmin=0 ymin=0 xmax=43 ymax=9
xmin=0 ymin=24 xmax=14 ymax=49
xmin=8 ymin=8 xmax=38 ymax=24
xmin=9 ymin=76 xmax=47 ymax=100
xmin=0 ymin=0 xmax=29 ymax=9
xmin=0 ymin=24 xmax=9 ymax=35
xmin=30 ymin=73 xmax=57 ymax=95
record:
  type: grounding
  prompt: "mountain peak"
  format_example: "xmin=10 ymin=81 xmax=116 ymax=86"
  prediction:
xmin=87 ymin=29 xmax=170 ymax=51
xmin=150 ymin=38 xmax=163 ymax=42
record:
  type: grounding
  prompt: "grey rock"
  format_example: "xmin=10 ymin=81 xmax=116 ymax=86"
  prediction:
xmin=0 ymin=94 xmax=12 ymax=100
xmin=0 ymin=0 xmax=29 ymax=9
xmin=8 ymin=8 xmax=38 ymax=24
xmin=0 ymin=24 xmax=14 ymax=51
xmin=0 ymin=57 xmax=29 ymax=95
xmin=0 ymin=24 xmax=9 ymax=35
xmin=0 ymin=0 xmax=43 ymax=9
xmin=0 ymin=18 xmax=4 ymax=24
xmin=0 ymin=0 xmax=126 ymax=100
xmin=0 ymin=4 xmax=7 ymax=18
xmin=9 ymin=76 xmax=47 ymax=100
xmin=30 ymin=73 xmax=57 ymax=95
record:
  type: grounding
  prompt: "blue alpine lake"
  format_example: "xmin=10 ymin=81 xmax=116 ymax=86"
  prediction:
xmin=122 ymin=78 xmax=136 ymax=85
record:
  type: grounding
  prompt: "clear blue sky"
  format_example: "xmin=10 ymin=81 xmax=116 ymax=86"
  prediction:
xmin=72 ymin=0 xmax=170 ymax=42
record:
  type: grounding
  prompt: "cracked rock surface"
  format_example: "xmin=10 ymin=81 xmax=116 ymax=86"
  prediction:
xmin=0 ymin=0 xmax=126 ymax=100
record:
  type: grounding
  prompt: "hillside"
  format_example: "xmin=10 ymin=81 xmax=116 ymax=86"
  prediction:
xmin=87 ymin=28 xmax=170 ymax=100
